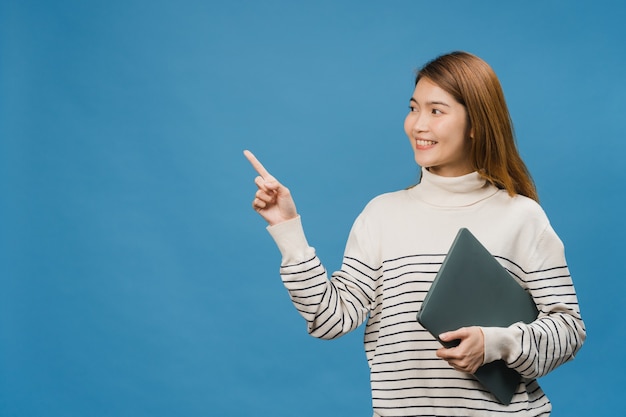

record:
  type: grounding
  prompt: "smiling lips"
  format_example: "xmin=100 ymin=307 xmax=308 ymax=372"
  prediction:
xmin=416 ymin=139 xmax=437 ymax=148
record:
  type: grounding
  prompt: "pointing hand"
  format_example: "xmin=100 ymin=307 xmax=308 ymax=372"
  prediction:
xmin=243 ymin=150 xmax=298 ymax=226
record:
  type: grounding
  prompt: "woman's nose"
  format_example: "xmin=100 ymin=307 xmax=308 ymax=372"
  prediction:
xmin=411 ymin=113 xmax=427 ymax=133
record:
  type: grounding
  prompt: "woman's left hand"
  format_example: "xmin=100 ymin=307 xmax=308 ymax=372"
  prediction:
xmin=436 ymin=326 xmax=485 ymax=374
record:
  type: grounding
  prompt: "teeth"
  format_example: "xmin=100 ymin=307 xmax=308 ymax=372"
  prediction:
xmin=416 ymin=139 xmax=437 ymax=146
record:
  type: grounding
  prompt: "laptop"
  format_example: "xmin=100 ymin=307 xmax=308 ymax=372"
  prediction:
xmin=416 ymin=228 xmax=538 ymax=405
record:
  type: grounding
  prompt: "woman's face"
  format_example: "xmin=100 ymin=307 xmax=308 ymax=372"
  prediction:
xmin=404 ymin=77 xmax=473 ymax=177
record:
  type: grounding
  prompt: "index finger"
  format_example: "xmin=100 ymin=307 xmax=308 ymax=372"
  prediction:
xmin=243 ymin=149 xmax=272 ymax=179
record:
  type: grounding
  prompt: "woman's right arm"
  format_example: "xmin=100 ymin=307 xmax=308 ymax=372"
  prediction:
xmin=244 ymin=150 xmax=376 ymax=339
xmin=267 ymin=215 xmax=377 ymax=339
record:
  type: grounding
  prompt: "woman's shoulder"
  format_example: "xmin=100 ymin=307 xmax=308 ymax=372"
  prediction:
xmin=502 ymin=191 xmax=546 ymax=214
xmin=348 ymin=189 xmax=412 ymax=222
xmin=493 ymin=190 xmax=552 ymax=228
xmin=364 ymin=188 xmax=412 ymax=209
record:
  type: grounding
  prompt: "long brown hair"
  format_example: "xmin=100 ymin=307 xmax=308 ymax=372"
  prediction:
xmin=416 ymin=51 xmax=538 ymax=202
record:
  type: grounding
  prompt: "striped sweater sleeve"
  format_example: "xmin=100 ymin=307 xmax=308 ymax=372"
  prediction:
xmin=482 ymin=223 xmax=586 ymax=379
xmin=267 ymin=215 xmax=377 ymax=339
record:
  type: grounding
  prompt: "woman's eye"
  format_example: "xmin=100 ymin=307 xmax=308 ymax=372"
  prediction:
xmin=432 ymin=108 xmax=443 ymax=115
xmin=408 ymin=106 xmax=418 ymax=112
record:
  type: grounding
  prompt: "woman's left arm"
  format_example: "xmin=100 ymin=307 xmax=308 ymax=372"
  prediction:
xmin=482 ymin=224 xmax=587 ymax=379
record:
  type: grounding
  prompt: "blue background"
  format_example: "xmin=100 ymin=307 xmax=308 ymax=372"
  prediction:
xmin=2 ymin=1 xmax=624 ymax=416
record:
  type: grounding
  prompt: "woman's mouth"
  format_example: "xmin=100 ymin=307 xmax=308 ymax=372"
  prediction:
xmin=416 ymin=139 xmax=437 ymax=148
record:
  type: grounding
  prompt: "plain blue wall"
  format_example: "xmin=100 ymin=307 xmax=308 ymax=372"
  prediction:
xmin=2 ymin=1 xmax=625 ymax=416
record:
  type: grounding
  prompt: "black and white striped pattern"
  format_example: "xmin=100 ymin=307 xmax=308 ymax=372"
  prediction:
xmin=269 ymin=171 xmax=585 ymax=416
xmin=280 ymin=249 xmax=582 ymax=415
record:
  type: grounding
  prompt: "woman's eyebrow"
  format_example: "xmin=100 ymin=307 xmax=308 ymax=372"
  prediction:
xmin=409 ymin=97 xmax=451 ymax=107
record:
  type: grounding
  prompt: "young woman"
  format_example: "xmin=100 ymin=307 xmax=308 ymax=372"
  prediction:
xmin=244 ymin=51 xmax=585 ymax=416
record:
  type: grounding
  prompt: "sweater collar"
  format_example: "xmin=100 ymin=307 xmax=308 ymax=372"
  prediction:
xmin=410 ymin=167 xmax=499 ymax=207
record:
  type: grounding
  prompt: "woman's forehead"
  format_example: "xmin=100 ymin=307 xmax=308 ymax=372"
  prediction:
xmin=412 ymin=78 xmax=460 ymax=106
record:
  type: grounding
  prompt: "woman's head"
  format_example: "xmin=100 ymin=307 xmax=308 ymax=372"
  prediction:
xmin=411 ymin=51 xmax=538 ymax=201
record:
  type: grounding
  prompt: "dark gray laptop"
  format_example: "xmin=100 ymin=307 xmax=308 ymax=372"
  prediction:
xmin=416 ymin=228 xmax=538 ymax=405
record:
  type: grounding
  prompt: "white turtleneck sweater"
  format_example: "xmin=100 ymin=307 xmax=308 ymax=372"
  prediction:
xmin=267 ymin=168 xmax=585 ymax=417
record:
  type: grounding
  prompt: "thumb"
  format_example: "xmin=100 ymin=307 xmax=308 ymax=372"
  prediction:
xmin=439 ymin=331 xmax=454 ymax=341
xmin=264 ymin=179 xmax=280 ymax=190
xmin=440 ymin=328 xmax=465 ymax=342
